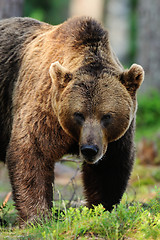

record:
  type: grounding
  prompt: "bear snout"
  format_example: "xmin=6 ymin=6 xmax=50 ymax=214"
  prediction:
xmin=80 ymin=144 xmax=99 ymax=163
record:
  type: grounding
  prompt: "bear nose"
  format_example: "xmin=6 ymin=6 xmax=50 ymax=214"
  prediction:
xmin=81 ymin=145 xmax=99 ymax=158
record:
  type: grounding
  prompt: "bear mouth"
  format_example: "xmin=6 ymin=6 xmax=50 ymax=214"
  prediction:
xmin=80 ymin=153 xmax=103 ymax=164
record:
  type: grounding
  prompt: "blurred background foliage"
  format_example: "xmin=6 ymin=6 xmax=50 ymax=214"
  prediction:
xmin=24 ymin=0 xmax=70 ymax=25
xmin=136 ymin=90 xmax=160 ymax=139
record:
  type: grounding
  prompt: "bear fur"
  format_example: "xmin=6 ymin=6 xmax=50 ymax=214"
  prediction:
xmin=0 ymin=16 xmax=144 ymax=226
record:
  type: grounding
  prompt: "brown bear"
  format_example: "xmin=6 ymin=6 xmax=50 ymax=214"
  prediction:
xmin=0 ymin=16 xmax=144 ymax=226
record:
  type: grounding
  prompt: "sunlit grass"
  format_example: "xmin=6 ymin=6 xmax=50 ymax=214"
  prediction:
xmin=1 ymin=190 xmax=160 ymax=240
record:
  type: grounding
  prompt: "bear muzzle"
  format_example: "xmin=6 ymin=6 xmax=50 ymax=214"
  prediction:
xmin=80 ymin=144 xmax=103 ymax=164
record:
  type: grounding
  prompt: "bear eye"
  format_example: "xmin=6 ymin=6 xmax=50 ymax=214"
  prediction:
xmin=74 ymin=112 xmax=85 ymax=125
xmin=101 ymin=113 xmax=112 ymax=128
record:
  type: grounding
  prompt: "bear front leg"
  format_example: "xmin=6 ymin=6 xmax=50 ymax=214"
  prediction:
xmin=6 ymin=137 xmax=54 ymax=227
xmin=82 ymin=123 xmax=135 ymax=211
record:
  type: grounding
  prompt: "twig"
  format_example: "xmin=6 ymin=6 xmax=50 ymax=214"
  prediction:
xmin=0 ymin=191 xmax=12 ymax=211
xmin=60 ymin=158 xmax=81 ymax=163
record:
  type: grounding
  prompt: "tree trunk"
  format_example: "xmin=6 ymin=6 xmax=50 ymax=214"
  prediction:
xmin=137 ymin=0 xmax=160 ymax=91
xmin=104 ymin=0 xmax=130 ymax=64
xmin=69 ymin=0 xmax=105 ymax=22
xmin=0 ymin=0 xmax=24 ymax=19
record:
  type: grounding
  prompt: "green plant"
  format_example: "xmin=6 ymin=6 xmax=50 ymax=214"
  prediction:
xmin=0 ymin=202 xmax=17 ymax=228
xmin=1 ymin=190 xmax=160 ymax=239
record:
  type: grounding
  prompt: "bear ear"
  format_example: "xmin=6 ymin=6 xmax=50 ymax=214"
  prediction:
xmin=49 ymin=61 xmax=72 ymax=87
xmin=121 ymin=64 xmax=144 ymax=95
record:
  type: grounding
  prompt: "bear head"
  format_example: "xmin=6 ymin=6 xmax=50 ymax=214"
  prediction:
xmin=49 ymin=60 xmax=144 ymax=164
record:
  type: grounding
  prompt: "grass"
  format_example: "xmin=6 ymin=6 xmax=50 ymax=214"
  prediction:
xmin=1 ymin=159 xmax=160 ymax=239
xmin=0 ymin=190 xmax=160 ymax=239
xmin=1 ymin=159 xmax=160 ymax=240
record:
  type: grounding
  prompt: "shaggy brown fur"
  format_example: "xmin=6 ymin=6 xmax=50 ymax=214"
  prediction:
xmin=0 ymin=16 xmax=144 ymax=227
